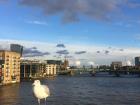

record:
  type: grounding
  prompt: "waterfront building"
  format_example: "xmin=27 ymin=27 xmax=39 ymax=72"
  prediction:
xmin=0 ymin=63 xmax=2 ymax=84
xmin=20 ymin=60 xmax=57 ymax=79
xmin=45 ymin=64 xmax=57 ymax=76
xmin=135 ymin=57 xmax=140 ymax=66
xmin=46 ymin=60 xmax=62 ymax=72
xmin=0 ymin=50 xmax=21 ymax=85
xmin=46 ymin=59 xmax=70 ymax=71
xmin=111 ymin=61 xmax=122 ymax=70
xmin=20 ymin=60 xmax=45 ymax=79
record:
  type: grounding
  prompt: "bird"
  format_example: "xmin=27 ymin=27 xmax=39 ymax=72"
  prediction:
xmin=32 ymin=80 xmax=50 ymax=105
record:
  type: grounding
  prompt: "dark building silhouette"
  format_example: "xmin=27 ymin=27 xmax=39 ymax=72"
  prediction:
xmin=10 ymin=44 xmax=23 ymax=56
xmin=46 ymin=60 xmax=62 ymax=65
xmin=63 ymin=59 xmax=69 ymax=70
xmin=111 ymin=61 xmax=122 ymax=70
xmin=135 ymin=57 xmax=140 ymax=66
xmin=0 ymin=63 xmax=2 ymax=84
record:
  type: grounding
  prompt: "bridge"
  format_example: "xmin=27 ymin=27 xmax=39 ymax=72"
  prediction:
xmin=57 ymin=68 xmax=94 ymax=76
xmin=58 ymin=68 xmax=140 ymax=77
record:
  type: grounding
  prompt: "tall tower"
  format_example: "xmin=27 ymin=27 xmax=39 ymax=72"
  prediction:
xmin=10 ymin=44 xmax=23 ymax=56
xmin=135 ymin=57 xmax=140 ymax=66
xmin=63 ymin=58 xmax=69 ymax=70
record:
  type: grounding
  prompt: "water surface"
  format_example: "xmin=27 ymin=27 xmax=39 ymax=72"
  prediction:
xmin=0 ymin=76 xmax=140 ymax=105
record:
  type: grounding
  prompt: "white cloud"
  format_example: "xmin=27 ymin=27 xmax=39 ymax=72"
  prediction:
xmin=0 ymin=39 xmax=139 ymax=66
xmin=26 ymin=20 xmax=48 ymax=26
xmin=114 ymin=22 xmax=133 ymax=28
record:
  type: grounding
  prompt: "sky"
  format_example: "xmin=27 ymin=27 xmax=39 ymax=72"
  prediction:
xmin=0 ymin=0 xmax=140 ymax=66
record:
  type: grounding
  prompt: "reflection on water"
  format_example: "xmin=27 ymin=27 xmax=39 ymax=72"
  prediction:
xmin=0 ymin=76 xmax=140 ymax=105
xmin=0 ymin=84 xmax=20 ymax=105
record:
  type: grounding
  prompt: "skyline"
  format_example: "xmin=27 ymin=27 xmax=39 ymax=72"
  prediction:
xmin=0 ymin=0 xmax=140 ymax=65
xmin=0 ymin=39 xmax=139 ymax=66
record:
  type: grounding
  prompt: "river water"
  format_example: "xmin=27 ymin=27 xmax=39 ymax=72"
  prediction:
xmin=0 ymin=76 xmax=140 ymax=105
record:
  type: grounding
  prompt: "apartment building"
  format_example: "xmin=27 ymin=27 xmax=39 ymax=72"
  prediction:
xmin=20 ymin=60 xmax=57 ymax=79
xmin=45 ymin=64 xmax=57 ymax=76
xmin=0 ymin=50 xmax=20 ymax=85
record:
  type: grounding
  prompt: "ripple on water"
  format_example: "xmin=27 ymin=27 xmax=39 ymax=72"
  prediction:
xmin=0 ymin=76 xmax=140 ymax=105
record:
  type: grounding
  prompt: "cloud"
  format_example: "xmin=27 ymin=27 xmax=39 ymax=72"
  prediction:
xmin=96 ymin=51 xmax=100 ymax=54
xmin=88 ymin=61 xmax=95 ymax=66
xmin=107 ymin=46 xmax=124 ymax=52
xmin=108 ymin=47 xmax=112 ymax=49
xmin=19 ymin=0 xmax=130 ymax=23
xmin=119 ymin=48 xmax=124 ymax=51
xmin=96 ymin=50 xmax=110 ymax=54
xmin=97 ymin=48 xmax=124 ymax=55
xmin=26 ymin=20 xmax=48 ymax=25
xmin=23 ymin=47 xmax=50 ymax=57
xmin=31 ymin=46 xmax=37 ymax=49
xmin=0 ymin=44 xmax=10 ymax=50
xmin=75 ymin=51 xmax=86 ymax=54
xmin=56 ymin=44 xmax=65 ymax=48
xmin=104 ymin=50 xmax=110 ymax=54
xmin=56 ymin=50 xmax=69 ymax=55
xmin=0 ymin=39 xmax=140 ymax=65
xmin=65 ymin=55 xmax=73 ymax=58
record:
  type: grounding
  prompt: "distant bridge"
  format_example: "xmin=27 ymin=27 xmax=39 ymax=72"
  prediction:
xmin=58 ymin=68 xmax=95 ymax=76
xmin=58 ymin=68 xmax=140 ymax=77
